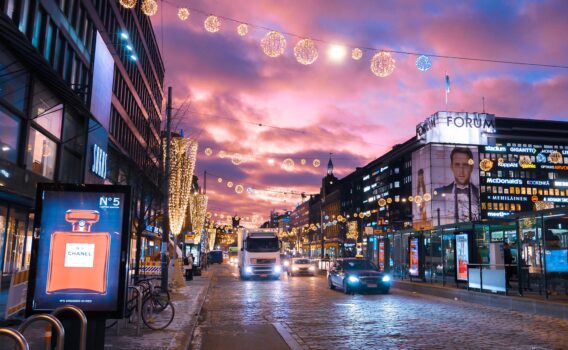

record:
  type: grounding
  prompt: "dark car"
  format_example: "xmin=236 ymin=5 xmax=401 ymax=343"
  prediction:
xmin=328 ymin=258 xmax=391 ymax=294
xmin=208 ymin=250 xmax=223 ymax=264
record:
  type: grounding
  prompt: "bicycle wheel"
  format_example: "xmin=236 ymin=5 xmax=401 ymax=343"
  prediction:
xmin=142 ymin=297 xmax=175 ymax=330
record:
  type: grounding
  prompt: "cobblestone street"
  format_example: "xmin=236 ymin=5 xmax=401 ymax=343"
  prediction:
xmin=193 ymin=264 xmax=568 ymax=350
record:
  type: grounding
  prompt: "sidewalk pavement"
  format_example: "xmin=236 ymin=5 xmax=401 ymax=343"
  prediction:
xmin=105 ymin=272 xmax=211 ymax=350
xmin=393 ymin=279 xmax=568 ymax=320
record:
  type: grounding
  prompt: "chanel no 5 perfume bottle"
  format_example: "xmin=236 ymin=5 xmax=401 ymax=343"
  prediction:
xmin=46 ymin=210 xmax=110 ymax=294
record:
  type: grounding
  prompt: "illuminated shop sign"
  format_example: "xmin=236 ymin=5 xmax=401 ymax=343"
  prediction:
xmin=92 ymin=144 xmax=108 ymax=179
xmin=509 ymin=147 xmax=537 ymax=154
xmin=484 ymin=146 xmax=507 ymax=152
xmin=526 ymin=180 xmax=550 ymax=186
xmin=487 ymin=211 xmax=510 ymax=217
xmin=555 ymin=181 xmax=568 ymax=187
xmin=486 ymin=178 xmax=523 ymax=185
xmin=416 ymin=112 xmax=496 ymax=145
xmin=488 ymin=195 xmax=528 ymax=202
xmin=498 ymin=162 xmax=518 ymax=168
xmin=544 ymin=197 xmax=568 ymax=203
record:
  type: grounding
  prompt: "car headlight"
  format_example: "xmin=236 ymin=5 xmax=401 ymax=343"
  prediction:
xmin=382 ymin=275 xmax=391 ymax=283
xmin=348 ymin=275 xmax=359 ymax=283
xmin=274 ymin=265 xmax=282 ymax=274
xmin=283 ymin=261 xmax=289 ymax=266
xmin=245 ymin=266 xmax=252 ymax=274
xmin=292 ymin=266 xmax=299 ymax=271
xmin=308 ymin=266 xmax=315 ymax=271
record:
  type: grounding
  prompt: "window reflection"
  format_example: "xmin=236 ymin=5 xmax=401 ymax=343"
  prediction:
xmin=26 ymin=128 xmax=56 ymax=179
xmin=32 ymin=81 xmax=63 ymax=139
xmin=0 ymin=43 xmax=28 ymax=111
xmin=0 ymin=107 xmax=20 ymax=163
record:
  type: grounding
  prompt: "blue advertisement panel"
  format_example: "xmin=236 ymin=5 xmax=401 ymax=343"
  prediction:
xmin=26 ymin=184 xmax=131 ymax=318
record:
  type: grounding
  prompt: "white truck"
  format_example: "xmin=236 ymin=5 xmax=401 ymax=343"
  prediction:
xmin=238 ymin=228 xmax=282 ymax=280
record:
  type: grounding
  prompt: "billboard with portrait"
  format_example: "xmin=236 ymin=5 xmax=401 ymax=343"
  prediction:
xmin=412 ymin=144 xmax=480 ymax=227
xmin=26 ymin=184 xmax=131 ymax=318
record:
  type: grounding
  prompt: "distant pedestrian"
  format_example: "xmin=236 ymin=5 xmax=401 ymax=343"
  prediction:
xmin=185 ymin=254 xmax=194 ymax=281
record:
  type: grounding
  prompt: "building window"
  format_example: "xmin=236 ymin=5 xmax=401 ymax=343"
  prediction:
xmin=26 ymin=128 xmax=57 ymax=179
xmin=394 ymin=181 xmax=400 ymax=188
xmin=59 ymin=149 xmax=82 ymax=183
xmin=31 ymin=82 xmax=63 ymax=139
xmin=0 ymin=107 xmax=20 ymax=163
xmin=0 ymin=44 xmax=29 ymax=112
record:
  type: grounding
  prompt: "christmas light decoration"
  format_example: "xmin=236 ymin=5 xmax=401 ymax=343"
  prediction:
xmin=468 ymin=158 xmax=474 ymax=166
xmin=260 ymin=31 xmax=286 ymax=58
xmin=414 ymin=195 xmax=423 ymax=204
xmin=237 ymin=23 xmax=249 ymax=36
xmin=204 ymin=147 xmax=213 ymax=156
xmin=301 ymin=159 xmax=306 ymax=165
xmin=141 ymin=0 xmax=158 ymax=16
xmin=498 ymin=158 xmax=504 ymax=164
xmin=423 ymin=193 xmax=432 ymax=202
xmin=370 ymin=51 xmax=395 ymax=77
xmin=352 ymin=48 xmax=363 ymax=60
xmin=204 ymin=15 xmax=220 ymax=33
xmin=416 ymin=55 xmax=432 ymax=71
xmin=479 ymin=158 xmax=494 ymax=172
xmin=294 ymin=39 xmax=318 ymax=65
xmin=549 ymin=151 xmax=563 ymax=164
xmin=282 ymin=158 xmax=295 ymax=171
xmin=313 ymin=159 xmax=320 ymax=167
xmin=227 ymin=181 xmax=234 ymax=188
xmin=218 ymin=150 xmax=226 ymax=158
xmin=386 ymin=197 xmax=393 ymax=204
xmin=231 ymin=153 xmax=243 ymax=165
xmin=358 ymin=212 xmax=365 ymax=219
xmin=217 ymin=177 xmax=223 ymax=183
xmin=347 ymin=221 xmax=358 ymax=240
xmin=119 ymin=0 xmax=136 ymax=9
xmin=235 ymin=185 xmax=244 ymax=194
xmin=178 ymin=7 xmax=190 ymax=21
xmin=189 ymin=193 xmax=208 ymax=237
xmin=408 ymin=196 xmax=414 ymax=202
xmin=378 ymin=198 xmax=387 ymax=207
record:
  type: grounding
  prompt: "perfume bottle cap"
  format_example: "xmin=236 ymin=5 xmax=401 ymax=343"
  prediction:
xmin=65 ymin=210 xmax=100 ymax=232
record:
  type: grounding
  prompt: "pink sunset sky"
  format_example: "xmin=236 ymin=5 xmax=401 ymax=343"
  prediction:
xmin=150 ymin=0 xmax=568 ymax=224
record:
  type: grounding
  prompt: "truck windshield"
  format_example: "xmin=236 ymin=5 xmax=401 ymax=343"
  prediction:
xmin=246 ymin=237 xmax=279 ymax=252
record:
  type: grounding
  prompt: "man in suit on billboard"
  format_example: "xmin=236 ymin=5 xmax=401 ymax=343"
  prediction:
xmin=435 ymin=147 xmax=480 ymax=223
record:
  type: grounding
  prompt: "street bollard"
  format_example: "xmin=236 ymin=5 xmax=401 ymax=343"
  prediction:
xmin=19 ymin=314 xmax=65 ymax=350
xmin=52 ymin=305 xmax=88 ymax=350
xmin=0 ymin=328 xmax=29 ymax=350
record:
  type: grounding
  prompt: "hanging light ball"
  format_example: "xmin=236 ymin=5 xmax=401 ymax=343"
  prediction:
xmin=119 ymin=0 xmax=137 ymax=9
xmin=352 ymin=48 xmax=363 ymax=60
xmin=294 ymin=38 xmax=318 ymax=65
xmin=549 ymin=151 xmax=563 ymax=164
xmin=408 ymin=196 xmax=414 ymax=202
xmin=498 ymin=157 xmax=504 ymax=164
xmin=282 ymin=158 xmax=295 ymax=171
xmin=423 ymin=193 xmax=432 ymax=202
xmin=415 ymin=55 xmax=432 ymax=71
xmin=260 ymin=31 xmax=286 ymax=58
xmin=231 ymin=153 xmax=243 ymax=165
xmin=386 ymin=197 xmax=393 ymax=204
xmin=217 ymin=177 xmax=223 ymax=183
xmin=370 ymin=51 xmax=395 ymax=77
xmin=300 ymin=159 xmax=306 ymax=165
xmin=414 ymin=195 xmax=423 ymax=204
xmin=313 ymin=159 xmax=320 ymax=167
xmin=358 ymin=213 xmax=365 ymax=219
xmin=237 ymin=23 xmax=249 ymax=36
xmin=468 ymin=158 xmax=474 ymax=166
xmin=218 ymin=150 xmax=226 ymax=158
xmin=141 ymin=0 xmax=158 ymax=16
xmin=479 ymin=158 xmax=494 ymax=172
xmin=204 ymin=147 xmax=213 ymax=156
xmin=177 ymin=7 xmax=190 ymax=21
xmin=227 ymin=181 xmax=233 ymax=188
xmin=204 ymin=15 xmax=221 ymax=33
xmin=235 ymin=185 xmax=244 ymax=194
xmin=378 ymin=198 xmax=387 ymax=207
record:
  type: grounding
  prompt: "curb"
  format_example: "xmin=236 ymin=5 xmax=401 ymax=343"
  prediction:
xmin=184 ymin=276 xmax=212 ymax=349
xmin=272 ymin=322 xmax=305 ymax=350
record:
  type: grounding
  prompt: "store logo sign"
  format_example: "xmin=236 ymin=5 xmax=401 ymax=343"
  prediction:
xmin=92 ymin=144 xmax=107 ymax=178
xmin=416 ymin=112 xmax=496 ymax=145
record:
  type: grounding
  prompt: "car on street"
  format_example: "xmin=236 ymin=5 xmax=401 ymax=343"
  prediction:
xmin=208 ymin=250 xmax=224 ymax=264
xmin=328 ymin=258 xmax=391 ymax=294
xmin=288 ymin=258 xmax=316 ymax=276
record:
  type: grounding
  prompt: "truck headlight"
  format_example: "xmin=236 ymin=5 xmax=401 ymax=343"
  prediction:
xmin=382 ymin=275 xmax=391 ymax=282
xmin=283 ymin=261 xmax=289 ymax=267
xmin=308 ymin=266 xmax=315 ymax=271
xmin=274 ymin=265 xmax=282 ymax=274
xmin=292 ymin=266 xmax=299 ymax=271
xmin=348 ymin=275 xmax=359 ymax=283
xmin=245 ymin=266 xmax=252 ymax=274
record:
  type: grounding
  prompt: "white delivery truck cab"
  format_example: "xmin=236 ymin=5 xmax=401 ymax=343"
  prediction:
xmin=238 ymin=228 xmax=282 ymax=280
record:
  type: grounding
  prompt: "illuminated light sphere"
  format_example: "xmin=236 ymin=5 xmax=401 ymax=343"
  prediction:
xmin=358 ymin=212 xmax=365 ymax=219
xmin=204 ymin=15 xmax=221 ymax=33
xmin=536 ymin=153 xmax=547 ymax=163
xmin=313 ymin=159 xmax=321 ymax=167
xmin=325 ymin=215 xmax=329 ymax=220
xmin=141 ymin=0 xmax=158 ymax=16
xmin=378 ymin=198 xmax=387 ymax=207
xmin=231 ymin=153 xmax=243 ymax=165
xmin=467 ymin=158 xmax=474 ymax=166
xmin=352 ymin=48 xmax=363 ymax=60
xmin=237 ymin=23 xmax=249 ymax=36
xmin=498 ymin=157 xmax=504 ymax=164
xmin=370 ymin=51 xmax=396 ymax=77
xmin=218 ymin=150 xmax=226 ymax=158
xmin=204 ymin=147 xmax=213 ymax=156
xmin=217 ymin=177 xmax=223 ymax=183
xmin=337 ymin=215 xmax=344 ymax=221
xmin=333 ymin=220 xmax=338 ymax=225
xmin=235 ymin=185 xmax=244 ymax=194
xmin=414 ymin=195 xmax=423 ymax=204
xmin=260 ymin=31 xmax=286 ymax=58
xmin=423 ymin=193 xmax=432 ymax=202
xmin=177 ymin=7 xmax=190 ymax=21
xmin=246 ymin=187 xmax=253 ymax=193
xmin=415 ymin=55 xmax=432 ymax=71
xmin=479 ymin=158 xmax=494 ymax=172
xmin=386 ymin=197 xmax=393 ymax=204
xmin=119 ymin=0 xmax=137 ymax=9
xmin=220 ymin=214 xmax=225 ymax=219
xmin=328 ymin=44 xmax=347 ymax=62
xmin=294 ymin=38 xmax=318 ymax=65
xmin=267 ymin=158 xmax=275 ymax=165
xmin=366 ymin=212 xmax=371 ymax=217
xmin=408 ymin=196 xmax=414 ymax=202
xmin=549 ymin=151 xmax=563 ymax=164
xmin=206 ymin=212 xmax=212 ymax=218
xmin=300 ymin=159 xmax=306 ymax=165
xmin=282 ymin=158 xmax=295 ymax=171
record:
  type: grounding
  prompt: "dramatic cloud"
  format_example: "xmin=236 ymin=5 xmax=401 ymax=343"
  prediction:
xmin=151 ymin=0 xmax=568 ymax=221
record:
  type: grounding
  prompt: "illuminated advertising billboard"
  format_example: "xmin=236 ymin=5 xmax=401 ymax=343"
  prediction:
xmin=26 ymin=184 xmax=131 ymax=318
xmin=378 ymin=240 xmax=385 ymax=272
xmin=412 ymin=144 xmax=480 ymax=227
xmin=456 ymin=233 xmax=469 ymax=281
xmin=409 ymin=237 xmax=420 ymax=277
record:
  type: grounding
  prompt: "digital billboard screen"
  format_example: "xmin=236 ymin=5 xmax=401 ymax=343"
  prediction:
xmin=456 ymin=233 xmax=469 ymax=281
xmin=409 ymin=237 xmax=420 ymax=277
xmin=26 ymin=184 xmax=131 ymax=318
